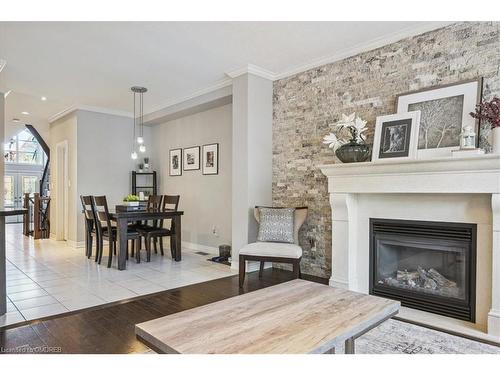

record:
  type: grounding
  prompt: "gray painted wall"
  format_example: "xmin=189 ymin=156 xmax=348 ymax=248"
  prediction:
xmin=150 ymin=104 xmax=232 ymax=250
xmin=50 ymin=109 xmax=152 ymax=243
xmin=76 ymin=110 xmax=152 ymax=243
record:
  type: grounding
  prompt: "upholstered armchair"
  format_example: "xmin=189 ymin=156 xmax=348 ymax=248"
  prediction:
xmin=239 ymin=206 xmax=308 ymax=288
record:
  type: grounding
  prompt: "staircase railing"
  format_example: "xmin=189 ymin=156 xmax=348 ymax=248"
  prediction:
xmin=23 ymin=193 xmax=51 ymax=239
xmin=25 ymin=124 xmax=50 ymax=196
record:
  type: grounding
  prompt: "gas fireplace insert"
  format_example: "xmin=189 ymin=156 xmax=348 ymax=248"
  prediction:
xmin=369 ymin=218 xmax=476 ymax=322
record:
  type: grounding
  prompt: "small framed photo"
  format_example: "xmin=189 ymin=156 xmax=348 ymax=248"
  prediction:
xmin=169 ymin=148 xmax=182 ymax=176
xmin=372 ymin=111 xmax=421 ymax=162
xmin=396 ymin=78 xmax=483 ymax=158
xmin=202 ymin=143 xmax=219 ymax=175
xmin=183 ymin=146 xmax=200 ymax=171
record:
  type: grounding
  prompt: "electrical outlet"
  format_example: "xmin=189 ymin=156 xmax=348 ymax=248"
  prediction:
xmin=212 ymin=225 xmax=219 ymax=237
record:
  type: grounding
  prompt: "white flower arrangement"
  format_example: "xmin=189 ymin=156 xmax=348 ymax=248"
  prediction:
xmin=323 ymin=113 xmax=368 ymax=151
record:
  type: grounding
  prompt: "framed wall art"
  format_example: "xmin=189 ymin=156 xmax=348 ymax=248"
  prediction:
xmin=396 ymin=78 xmax=483 ymax=158
xmin=372 ymin=111 xmax=421 ymax=162
xmin=202 ymin=143 xmax=219 ymax=175
xmin=183 ymin=146 xmax=200 ymax=171
xmin=169 ymin=148 xmax=182 ymax=176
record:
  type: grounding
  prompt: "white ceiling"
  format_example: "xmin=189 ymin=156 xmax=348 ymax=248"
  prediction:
xmin=0 ymin=21 xmax=449 ymax=123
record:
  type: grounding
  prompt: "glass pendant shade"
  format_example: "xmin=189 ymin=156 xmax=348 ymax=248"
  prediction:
xmin=131 ymin=86 xmax=147 ymax=159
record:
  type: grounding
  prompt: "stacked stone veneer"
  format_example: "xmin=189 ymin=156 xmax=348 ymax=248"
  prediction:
xmin=272 ymin=22 xmax=500 ymax=278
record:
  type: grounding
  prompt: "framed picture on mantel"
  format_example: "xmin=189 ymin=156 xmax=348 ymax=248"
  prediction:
xmin=372 ymin=111 xmax=421 ymax=162
xmin=396 ymin=78 xmax=483 ymax=158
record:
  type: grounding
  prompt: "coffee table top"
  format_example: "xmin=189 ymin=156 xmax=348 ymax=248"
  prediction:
xmin=135 ymin=279 xmax=399 ymax=354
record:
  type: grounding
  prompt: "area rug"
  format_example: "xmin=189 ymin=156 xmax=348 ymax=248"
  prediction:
xmin=354 ymin=319 xmax=500 ymax=354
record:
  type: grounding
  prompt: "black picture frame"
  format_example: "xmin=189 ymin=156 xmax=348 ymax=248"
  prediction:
xmin=169 ymin=148 xmax=182 ymax=176
xmin=182 ymin=146 xmax=200 ymax=171
xmin=202 ymin=143 xmax=219 ymax=175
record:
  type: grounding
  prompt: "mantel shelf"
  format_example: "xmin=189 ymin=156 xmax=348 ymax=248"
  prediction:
xmin=319 ymin=154 xmax=500 ymax=194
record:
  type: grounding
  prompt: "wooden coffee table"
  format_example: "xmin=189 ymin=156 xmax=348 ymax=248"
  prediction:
xmin=135 ymin=279 xmax=399 ymax=354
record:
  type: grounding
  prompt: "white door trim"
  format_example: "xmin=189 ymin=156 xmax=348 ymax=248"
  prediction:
xmin=55 ymin=140 xmax=69 ymax=241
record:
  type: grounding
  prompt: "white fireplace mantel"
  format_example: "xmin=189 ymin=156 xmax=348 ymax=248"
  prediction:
xmin=319 ymin=154 xmax=500 ymax=337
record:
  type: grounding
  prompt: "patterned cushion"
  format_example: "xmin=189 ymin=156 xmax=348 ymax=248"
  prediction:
xmin=257 ymin=207 xmax=295 ymax=244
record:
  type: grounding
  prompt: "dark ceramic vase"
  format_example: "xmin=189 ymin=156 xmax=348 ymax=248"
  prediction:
xmin=335 ymin=141 xmax=371 ymax=163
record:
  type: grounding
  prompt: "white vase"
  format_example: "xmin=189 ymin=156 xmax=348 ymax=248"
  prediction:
xmin=493 ymin=127 xmax=500 ymax=154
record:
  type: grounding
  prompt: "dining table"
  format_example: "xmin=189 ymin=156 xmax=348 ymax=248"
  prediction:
xmin=109 ymin=208 xmax=184 ymax=271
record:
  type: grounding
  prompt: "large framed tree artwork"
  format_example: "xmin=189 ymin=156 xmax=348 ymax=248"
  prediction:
xmin=396 ymin=78 xmax=482 ymax=158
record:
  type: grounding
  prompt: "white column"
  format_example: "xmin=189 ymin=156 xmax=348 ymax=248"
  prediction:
xmin=488 ymin=193 xmax=500 ymax=336
xmin=231 ymin=73 xmax=273 ymax=271
xmin=0 ymin=92 xmax=5 ymax=315
xmin=329 ymin=191 xmax=359 ymax=290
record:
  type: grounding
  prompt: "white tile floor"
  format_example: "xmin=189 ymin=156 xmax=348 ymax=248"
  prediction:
xmin=1 ymin=224 xmax=236 ymax=328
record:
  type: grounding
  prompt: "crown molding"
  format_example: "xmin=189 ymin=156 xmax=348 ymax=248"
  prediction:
xmin=49 ymin=105 xmax=133 ymax=124
xmin=274 ymin=22 xmax=453 ymax=80
xmin=225 ymin=64 xmax=276 ymax=80
xmin=147 ymin=77 xmax=232 ymax=114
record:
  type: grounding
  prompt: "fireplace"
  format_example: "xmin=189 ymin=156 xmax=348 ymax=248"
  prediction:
xmin=369 ymin=218 xmax=476 ymax=322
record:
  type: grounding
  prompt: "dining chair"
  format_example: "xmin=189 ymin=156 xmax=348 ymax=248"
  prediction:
xmin=80 ymin=195 xmax=98 ymax=260
xmin=238 ymin=206 xmax=308 ymax=288
xmin=92 ymin=195 xmax=140 ymax=268
xmin=137 ymin=195 xmax=180 ymax=261
xmin=134 ymin=195 xmax=163 ymax=262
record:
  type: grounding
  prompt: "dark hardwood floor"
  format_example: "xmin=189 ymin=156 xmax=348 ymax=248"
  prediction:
xmin=0 ymin=269 xmax=325 ymax=354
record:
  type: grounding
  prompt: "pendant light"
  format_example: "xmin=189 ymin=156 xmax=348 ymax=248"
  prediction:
xmin=131 ymin=86 xmax=148 ymax=159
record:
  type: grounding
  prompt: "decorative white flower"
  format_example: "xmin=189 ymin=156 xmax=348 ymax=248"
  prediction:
xmin=323 ymin=133 xmax=344 ymax=151
xmin=334 ymin=112 xmax=356 ymax=128
xmin=353 ymin=116 xmax=367 ymax=140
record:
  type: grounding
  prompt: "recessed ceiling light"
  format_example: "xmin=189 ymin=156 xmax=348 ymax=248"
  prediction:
xmin=21 ymin=111 xmax=30 ymax=115
xmin=12 ymin=118 xmax=20 ymax=123
xmin=41 ymin=96 xmax=47 ymax=101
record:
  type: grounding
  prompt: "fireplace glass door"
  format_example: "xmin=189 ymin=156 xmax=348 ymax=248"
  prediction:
xmin=370 ymin=219 xmax=476 ymax=322
xmin=374 ymin=235 xmax=467 ymax=300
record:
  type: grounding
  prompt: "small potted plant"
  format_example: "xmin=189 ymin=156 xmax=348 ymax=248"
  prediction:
xmin=323 ymin=113 xmax=371 ymax=163
xmin=123 ymin=194 xmax=140 ymax=206
xmin=470 ymin=97 xmax=500 ymax=153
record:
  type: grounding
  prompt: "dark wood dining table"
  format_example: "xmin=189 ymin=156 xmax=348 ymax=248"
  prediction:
xmin=109 ymin=208 xmax=184 ymax=271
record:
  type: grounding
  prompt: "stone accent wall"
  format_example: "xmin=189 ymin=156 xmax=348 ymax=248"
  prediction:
xmin=272 ymin=22 xmax=500 ymax=278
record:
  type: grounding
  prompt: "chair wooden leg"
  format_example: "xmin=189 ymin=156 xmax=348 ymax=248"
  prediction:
xmin=97 ymin=236 xmax=104 ymax=264
xmin=292 ymin=260 xmax=300 ymax=279
xmin=85 ymin=230 xmax=90 ymax=258
xmin=170 ymin=236 xmax=175 ymax=259
xmin=159 ymin=237 xmax=164 ymax=256
xmin=239 ymin=255 xmax=246 ymax=288
xmin=136 ymin=238 xmax=141 ymax=263
xmin=153 ymin=238 xmax=158 ymax=254
xmin=87 ymin=232 xmax=93 ymax=259
xmin=107 ymin=240 xmax=114 ymax=268
xmin=146 ymin=236 xmax=151 ymax=262
xmin=259 ymin=261 xmax=264 ymax=279
xmin=131 ymin=239 xmax=135 ymax=257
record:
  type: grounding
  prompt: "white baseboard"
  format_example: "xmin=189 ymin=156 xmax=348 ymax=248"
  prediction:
xmin=230 ymin=260 xmax=272 ymax=272
xmin=67 ymin=239 xmax=85 ymax=248
xmin=181 ymin=241 xmax=219 ymax=255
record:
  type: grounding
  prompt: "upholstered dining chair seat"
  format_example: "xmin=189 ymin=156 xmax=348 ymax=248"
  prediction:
xmin=239 ymin=242 xmax=302 ymax=259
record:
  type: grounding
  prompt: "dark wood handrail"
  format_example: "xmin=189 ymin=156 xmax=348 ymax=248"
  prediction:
xmin=25 ymin=124 xmax=50 ymax=196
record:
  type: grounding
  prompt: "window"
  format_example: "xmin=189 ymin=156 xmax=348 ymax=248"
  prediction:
xmin=4 ymin=129 xmax=45 ymax=165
